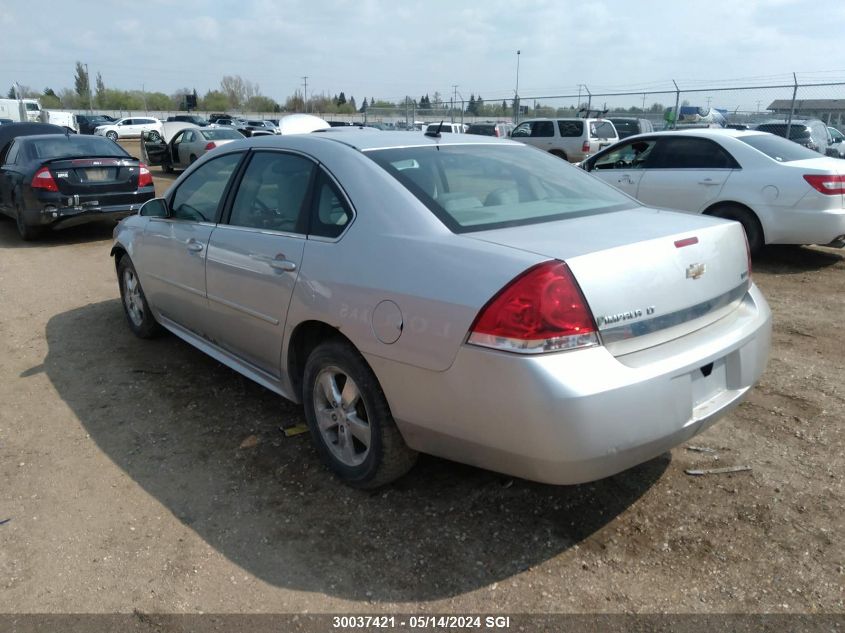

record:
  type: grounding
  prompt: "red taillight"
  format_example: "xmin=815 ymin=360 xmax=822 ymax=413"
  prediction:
xmin=581 ymin=140 xmax=590 ymax=153
xmin=493 ymin=128 xmax=501 ymax=137
xmin=742 ymin=229 xmax=753 ymax=279
xmin=31 ymin=166 xmax=59 ymax=192
xmin=138 ymin=164 xmax=153 ymax=188
xmin=204 ymin=142 xmax=217 ymax=151
xmin=468 ymin=261 xmax=598 ymax=354
xmin=803 ymin=174 xmax=845 ymax=195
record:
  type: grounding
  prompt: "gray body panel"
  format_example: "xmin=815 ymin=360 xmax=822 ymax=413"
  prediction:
xmin=113 ymin=130 xmax=771 ymax=484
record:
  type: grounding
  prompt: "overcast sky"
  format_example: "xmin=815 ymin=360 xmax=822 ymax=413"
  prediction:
xmin=2 ymin=0 xmax=845 ymax=106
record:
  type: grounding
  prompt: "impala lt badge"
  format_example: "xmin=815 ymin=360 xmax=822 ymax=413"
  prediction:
xmin=686 ymin=263 xmax=706 ymax=280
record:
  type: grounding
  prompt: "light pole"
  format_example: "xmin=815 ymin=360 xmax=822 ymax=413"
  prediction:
xmin=84 ymin=63 xmax=94 ymax=113
xmin=514 ymin=50 xmax=521 ymax=123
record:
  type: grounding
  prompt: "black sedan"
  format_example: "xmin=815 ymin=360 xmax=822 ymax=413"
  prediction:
xmin=0 ymin=133 xmax=155 ymax=240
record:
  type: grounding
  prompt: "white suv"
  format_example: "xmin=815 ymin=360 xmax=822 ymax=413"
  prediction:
xmin=511 ymin=118 xmax=618 ymax=162
xmin=94 ymin=117 xmax=162 ymax=141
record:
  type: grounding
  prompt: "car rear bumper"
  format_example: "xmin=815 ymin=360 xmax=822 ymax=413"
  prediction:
xmin=22 ymin=189 xmax=155 ymax=229
xmin=762 ymin=205 xmax=845 ymax=246
xmin=369 ymin=284 xmax=771 ymax=485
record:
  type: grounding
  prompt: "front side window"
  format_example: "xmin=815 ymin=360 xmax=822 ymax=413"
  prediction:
xmin=367 ymin=144 xmax=631 ymax=233
xmin=170 ymin=152 xmax=242 ymax=222
xmin=228 ymin=151 xmax=315 ymax=233
xmin=591 ymin=139 xmax=657 ymax=170
xmin=513 ymin=121 xmax=554 ymax=138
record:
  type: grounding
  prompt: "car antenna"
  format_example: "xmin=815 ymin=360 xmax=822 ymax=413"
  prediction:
xmin=425 ymin=120 xmax=444 ymax=138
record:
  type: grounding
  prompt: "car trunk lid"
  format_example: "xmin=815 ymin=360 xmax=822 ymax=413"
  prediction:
xmin=466 ymin=208 xmax=750 ymax=356
xmin=46 ymin=158 xmax=140 ymax=195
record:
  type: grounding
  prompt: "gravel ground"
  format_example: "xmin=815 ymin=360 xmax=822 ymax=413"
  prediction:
xmin=0 ymin=142 xmax=842 ymax=618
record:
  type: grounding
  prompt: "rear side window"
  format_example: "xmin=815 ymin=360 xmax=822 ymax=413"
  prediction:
xmin=310 ymin=171 xmax=353 ymax=238
xmin=558 ymin=121 xmax=583 ymax=137
xmin=756 ymin=123 xmax=811 ymax=140
xmin=171 ymin=152 xmax=243 ymax=222
xmin=590 ymin=121 xmax=617 ymax=139
xmin=649 ymin=137 xmax=738 ymax=169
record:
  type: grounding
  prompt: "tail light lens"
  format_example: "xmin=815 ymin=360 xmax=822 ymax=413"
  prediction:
xmin=581 ymin=140 xmax=590 ymax=153
xmin=204 ymin=142 xmax=217 ymax=151
xmin=31 ymin=167 xmax=59 ymax=192
xmin=493 ymin=128 xmax=500 ymax=137
xmin=803 ymin=174 xmax=845 ymax=195
xmin=468 ymin=261 xmax=599 ymax=354
xmin=137 ymin=164 xmax=153 ymax=188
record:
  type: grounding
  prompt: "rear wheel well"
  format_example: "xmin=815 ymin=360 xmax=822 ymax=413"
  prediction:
xmin=287 ymin=321 xmax=355 ymax=399
xmin=703 ymin=202 xmax=765 ymax=254
xmin=549 ymin=149 xmax=568 ymax=160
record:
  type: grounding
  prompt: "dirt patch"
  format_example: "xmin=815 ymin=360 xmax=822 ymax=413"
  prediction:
xmin=0 ymin=170 xmax=842 ymax=614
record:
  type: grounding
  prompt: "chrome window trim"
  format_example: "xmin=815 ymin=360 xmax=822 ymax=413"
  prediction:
xmin=599 ymin=280 xmax=750 ymax=344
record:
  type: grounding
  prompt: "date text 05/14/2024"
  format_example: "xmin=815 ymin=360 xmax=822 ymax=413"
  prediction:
xmin=332 ymin=615 xmax=511 ymax=629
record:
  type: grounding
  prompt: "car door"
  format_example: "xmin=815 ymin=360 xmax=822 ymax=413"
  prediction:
xmin=135 ymin=151 xmax=244 ymax=335
xmin=0 ymin=140 xmax=23 ymax=213
xmin=634 ymin=136 xmax=738 ymax=212
xmin=177 ymin=130 xmax=196 ymax=166
xmin=203 ymin=150 xmax=316 ymax=376
xmin=140 ymin=129 xmax=168 ymax=167
xmin=586 ymin=138 xmax=657 ymax=198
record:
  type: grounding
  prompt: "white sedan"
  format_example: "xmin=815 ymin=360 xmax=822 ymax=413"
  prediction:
xmin=94 ymin=117 xmax=162 ymax=141
xmin=581 ymin=129 xmax=845 ymax=253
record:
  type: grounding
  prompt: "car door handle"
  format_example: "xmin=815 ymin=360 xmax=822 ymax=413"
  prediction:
xmin=250 ymin=253 xmax=297 ymax=272
xmin=186 ymin=239 xmax=204 ymax=252
xmin=618 ymin=175 xmax=634 ymax=184
xmin=698 ymin=179 xmax=721 ymax=186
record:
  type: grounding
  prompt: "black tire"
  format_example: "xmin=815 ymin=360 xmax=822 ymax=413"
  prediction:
xmin=106 ymin=131 xmax=118 ymax=142
xmin=549 ymin=150 xmax=569 ymax=161
xmin=708 ymin=206 xmax=764 ymax=255
xmin=15 ymin=202 xmax=42 ymax=241
xmin=117 ymin=256 xmax=163 ymax=338
xmin=163 ymin=163 xmax=174 ymax=174
xmin=302 ymin=340 xmax=417 ymax=488
xmin=189 ymin=154 xmax=197 ymax=164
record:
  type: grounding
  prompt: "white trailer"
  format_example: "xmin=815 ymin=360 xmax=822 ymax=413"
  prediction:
xmin=0 ymin=98 xmax=42 ymax=122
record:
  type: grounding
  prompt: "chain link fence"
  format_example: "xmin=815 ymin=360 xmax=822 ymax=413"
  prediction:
xmin=361 ymin=77 xmax=845 ymax=132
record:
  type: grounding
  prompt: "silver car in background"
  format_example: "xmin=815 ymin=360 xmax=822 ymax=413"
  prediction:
xmin=111 ymin=131 xmax=771 ymax=488
xmin=140 ymin=122 xmax=244 ymax=172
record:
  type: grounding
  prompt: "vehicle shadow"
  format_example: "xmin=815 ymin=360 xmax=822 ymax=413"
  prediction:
xmin=0 ymin=215 xmax=116 ymax=249
xmin=38 ymin=299 xmax=668 ymax=602
xmin=754 ymin=245 xmax=843 ymax=274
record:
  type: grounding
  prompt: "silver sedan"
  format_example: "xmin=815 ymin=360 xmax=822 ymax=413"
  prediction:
xmin=111 ymin=131 xmax=772 ymax=488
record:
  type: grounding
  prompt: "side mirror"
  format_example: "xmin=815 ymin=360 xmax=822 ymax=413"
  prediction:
xmin=139 ymin=198 xmax=168 ymax=218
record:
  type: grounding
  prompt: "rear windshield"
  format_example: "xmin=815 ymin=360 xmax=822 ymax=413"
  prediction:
xmin=737 ymin=133 xmax=821 ymax=162
xmin=201 ymin=128 xmax=243 ymax=140
xmin=590 ymin=121 xmax=617 ymax=139
xmin=755 ymin=123 xmax=811 ymax=140
xmin=366 ymin=144 xmax=631 ymax=233
xmin=24 ymin=136 xmax=129 ymax=160
xmin=467 ymin=125 xmax=495 ymax=135
xmin=610 ymin=120 xmax=639 ymax=134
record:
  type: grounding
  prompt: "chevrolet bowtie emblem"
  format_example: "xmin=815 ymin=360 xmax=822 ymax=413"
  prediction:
xmin=686 ymin=263 xmax=706 ymax=279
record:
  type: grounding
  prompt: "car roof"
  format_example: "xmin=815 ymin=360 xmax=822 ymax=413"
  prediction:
xmin=225 ymin=129 xmax=518 ymax=153
xmin=0 ymin=123 xmax=67 ymax=150
xmin=630 ymin=128 xmax=767 ymax=139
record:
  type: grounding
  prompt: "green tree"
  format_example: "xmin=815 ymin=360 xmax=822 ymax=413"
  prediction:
xmin=337 ymin=91 xmax=346 ymax=106
xmin=144 ymin=92 xmax=171 ymax=110
xmin=359 ymin=98 xmax=368 ymax=113
xmin=202 ymin=90 xmax=230 ymax=112
xmin=6 ymin=86 xmax=15 ymax=99
xmin=349 ymin=96 xmax=356 ymax=111
xmin=74 ymin=61 xmax=90 ymax=100
xmin=41 ymin=88 xmax=61 ymax=108
xmin=246 ymin=95 xmax=279 ymax=113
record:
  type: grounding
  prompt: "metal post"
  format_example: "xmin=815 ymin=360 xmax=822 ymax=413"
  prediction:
xmin=671 ymin=80 xmax=681 ymax=130
xmin=786 ymin=72 xmax=798 ymax=140
xmin=584 ymin=85 xmax=592 ymax=114
xmin=515 ymin=50 xmax=521 ymax=124
xmin=85 ymin=63 xmax=94 ymax=113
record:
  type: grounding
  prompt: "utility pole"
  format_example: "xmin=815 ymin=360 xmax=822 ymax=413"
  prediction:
xmin=84 ymin=63 xmax=94 ymax=113
xmin=514 ymin=50 xmax=521 ymax=123
xmin=302 ymin=76 xmax=308 ymax=113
